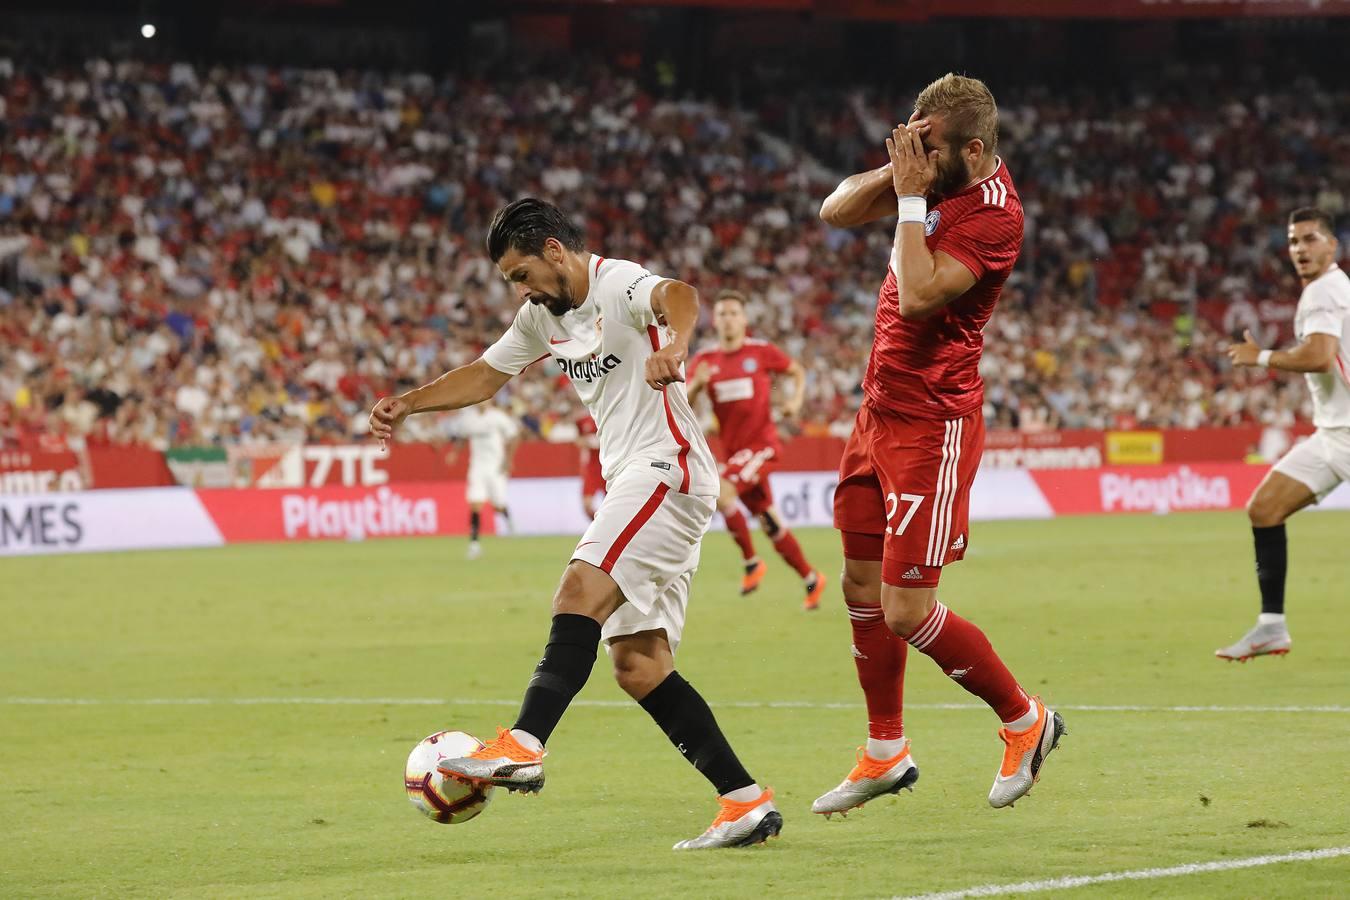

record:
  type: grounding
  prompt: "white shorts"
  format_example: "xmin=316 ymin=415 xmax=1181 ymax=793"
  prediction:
xmin=571 ymin=462 xmax=715 ymax=655
xmin=466 ymin=468 xmax=508 ymax=506
xmin=1272 ymin=427 xmax=1350 ymax=501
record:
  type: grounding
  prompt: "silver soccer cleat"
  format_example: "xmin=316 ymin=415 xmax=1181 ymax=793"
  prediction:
xmin=812 ymin=741 xmax=919 ymax=817
xmin=673 ymin=789 xmax=782 ymax=850
xmin=1215 ymin=620 xmax=1292 ymax=662
xmin=437 ymin=755 xmax=544 ymax=793
xmin=435 ymin=728 xmax=545 ymax=794
xmin=988 ymin=698 xmax=1066 ymax=809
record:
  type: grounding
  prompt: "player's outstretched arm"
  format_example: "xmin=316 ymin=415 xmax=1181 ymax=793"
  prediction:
xmin=369 ymin=359 xmax=512 ymax=443
xmin=1226 ymin=330 xmax=1337 ymax=374
xmin=645 ymin=279 xmax=700 ymax=389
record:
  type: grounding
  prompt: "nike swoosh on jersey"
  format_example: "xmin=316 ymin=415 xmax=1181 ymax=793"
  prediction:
xmin=549 ymin=336 xmax=571 ymax=345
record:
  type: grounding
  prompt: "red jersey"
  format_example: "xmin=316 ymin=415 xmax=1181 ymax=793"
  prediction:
xmin=865 ymin=159 xmax=1023 ymax=419
xmin=690 ymin=339 xmax=793 ymax=455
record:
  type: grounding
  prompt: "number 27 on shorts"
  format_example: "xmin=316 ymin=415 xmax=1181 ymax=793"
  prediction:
xmin=885 ymin=492 xmax=924 ymax=536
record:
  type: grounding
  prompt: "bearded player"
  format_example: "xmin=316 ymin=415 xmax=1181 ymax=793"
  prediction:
xmin=370 ymin=199 xmax=780 ymax=849
xmin=811 ymin=74 xmax=1065 ymax=818
xmin=687 ymin=291 xmax=827 ymax=610
xmin=1219 ymin=207 xmax=1350 ymax=662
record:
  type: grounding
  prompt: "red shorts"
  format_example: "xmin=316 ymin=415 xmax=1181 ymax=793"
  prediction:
xmin=833 ymin=401 xmax=983 ymax=587
xmin=721 ymin=446 xmax=777 ymax=516
xmin=582 ymin=462 xmax=606 ymax=499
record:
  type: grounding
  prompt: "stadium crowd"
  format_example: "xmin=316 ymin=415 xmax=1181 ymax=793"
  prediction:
xmin=0 ymin=57 xmax=1338 ymax=451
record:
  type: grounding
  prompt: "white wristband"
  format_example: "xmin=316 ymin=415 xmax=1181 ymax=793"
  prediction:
xmin=897 ymin=195 xmax=927 ymax=224
xmin=1257 ymin=349 xmax=1273 ymax=368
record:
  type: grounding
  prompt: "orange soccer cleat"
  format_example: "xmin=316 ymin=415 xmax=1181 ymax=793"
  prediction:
xmin=803 ymin=570 xmax=827 ymax=611
xmin=811 ymin=742 xmax=919 ymax=817
xmin=436 ymin=727 xmax=546 ymax=794
xmin=740 ymin=558 xmax=768 ymax=596
xmin=988 ymin=697 xmax=1066 ymax=808
xmin=673 ymin=788 xmax=782 ymax=850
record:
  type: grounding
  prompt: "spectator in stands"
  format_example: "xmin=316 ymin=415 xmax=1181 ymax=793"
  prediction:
xmin=0 ymin=57 xmax=1340 ymax=452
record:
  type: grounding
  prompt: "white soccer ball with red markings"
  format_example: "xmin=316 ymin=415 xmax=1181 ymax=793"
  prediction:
xmin=404 ymin=730 xmax=495 ymax=824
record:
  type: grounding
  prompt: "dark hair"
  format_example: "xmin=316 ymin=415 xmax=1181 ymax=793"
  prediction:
xmin=714 ymin=289 xmax=747 ymax=307
xmin=486 ymin=198 xmax=585 ymax=262
xmin=1289 ymin=207 xmax=1335 ymax=237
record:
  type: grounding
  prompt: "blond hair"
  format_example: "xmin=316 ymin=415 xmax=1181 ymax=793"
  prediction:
xmin=914 ymin=73 xmax=998 ymax=155
xmin=714 ymin=289 xmax=748 ymax=306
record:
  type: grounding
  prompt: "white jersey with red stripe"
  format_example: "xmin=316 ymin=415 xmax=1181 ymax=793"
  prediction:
xmin=482 ymin=253 xmax=718 ymax=496
xmin=1294 ymin=263 xmax=1350 ymax=429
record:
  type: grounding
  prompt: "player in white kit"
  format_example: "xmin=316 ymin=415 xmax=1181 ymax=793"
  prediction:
xmin=369 ymin=199 xmax=781 ymax=849
xmin=450 ymin=404 xmax=519 ymax=559
xmin=1220 ymin=207 xmax=1350 ymax=661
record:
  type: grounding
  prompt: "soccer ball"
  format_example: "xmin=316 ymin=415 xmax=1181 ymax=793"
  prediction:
xmin=404 ymin=730 xmax=495 ymax=824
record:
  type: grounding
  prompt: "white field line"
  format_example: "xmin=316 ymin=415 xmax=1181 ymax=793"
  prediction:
xmin=895 ymin=846 xmax=1350 ymax=900
xmin=3 ymin=697 xmax=1349 ymax=713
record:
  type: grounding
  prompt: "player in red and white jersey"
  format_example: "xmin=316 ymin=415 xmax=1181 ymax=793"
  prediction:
xmin=575 ymin=412 xmax=605 ymax=519
xmin=687 ymin=290 xmax=826 ymax=609
xmin=369 ymin=199 xmax=780 ymax=850
xmin=810 ymin=74 xmax=1064 ymax=818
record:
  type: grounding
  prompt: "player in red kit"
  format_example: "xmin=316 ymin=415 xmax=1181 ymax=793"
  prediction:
xmin=811 ymin=74 xmax=1065 ymax=818
xmin=576 ymin=412 xmax=605 ymax=519
xmin=687 ymin=291 xmax=826 ymax=609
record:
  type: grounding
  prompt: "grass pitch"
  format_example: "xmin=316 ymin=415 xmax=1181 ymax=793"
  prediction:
xmin=3 ymin=512 xmax=1349 ymax=898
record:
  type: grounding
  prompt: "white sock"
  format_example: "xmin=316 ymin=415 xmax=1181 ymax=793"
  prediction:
xmin=509 ymin=729 xmax=543 ymax=753
xmin=866 ymin=737 xmax=908 ymax=759
xmin=1258 ymin=613 xmax=1286 ymax=625
xmin=720 ymin=783 xmax=762 ymax=803
xmin=1004 ymin=701 xmax=1040 ymax=732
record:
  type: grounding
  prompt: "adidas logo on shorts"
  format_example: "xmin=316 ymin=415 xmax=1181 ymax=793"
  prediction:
xmin=901 ymin=566 xmax=924 ymax=581
xmin=951 ymin=534 xmax=965 ymax=551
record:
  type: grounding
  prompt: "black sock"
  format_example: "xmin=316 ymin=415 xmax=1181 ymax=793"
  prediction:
xmin=638 ymin=671 xmax=755 ymax=796
xmin=469 ymin=510 xmax=480 ymax=541
xmin=512 ymin=614 xmax=601 ymax=745
xmin=1253 ymin=524 xmax=1287 ymax=615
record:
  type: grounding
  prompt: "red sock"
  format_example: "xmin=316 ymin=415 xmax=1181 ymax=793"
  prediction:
xmin=723 ymin=508 xmax=756 ymax=561
xmin=904 ymin=601 xmax=1030 ymax=723
xmin=847 ymin=601 xmax=906 ymax=741
xmin=771 ymin=530 xmax=813 ymax=578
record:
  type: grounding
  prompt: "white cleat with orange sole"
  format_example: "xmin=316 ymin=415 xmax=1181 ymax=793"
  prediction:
xmin=1215 ymin=621 xmax=1292 ymax=662
xmin=988 ymin=697 xmax=1066 ymax=808
xmin=812 ymin=741 xmax=919 ymax=818
xmin=673 ymin=789 xmax=783 ymax=850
